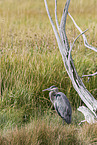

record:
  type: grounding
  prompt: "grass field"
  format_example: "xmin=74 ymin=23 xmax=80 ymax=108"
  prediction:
xmin=0 ymin=0 xmax=97 ymax=144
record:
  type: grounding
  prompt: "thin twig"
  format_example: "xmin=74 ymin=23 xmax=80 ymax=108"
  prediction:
xmin=55 ymin=0 xmax=60 ymax=31
xmin=68 ymin=12 xmax=97 ymax=52
xmin=72 ymin=29 xmax=89 ymax=49
xmin=68 ymin=29 xmax=89 ymax=63
xmin=82 ymin=72 xmax=97 ymax=78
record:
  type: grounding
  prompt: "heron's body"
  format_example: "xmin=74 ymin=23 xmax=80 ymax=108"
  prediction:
xmin=43 ymin=86 xmax=72 ymax=124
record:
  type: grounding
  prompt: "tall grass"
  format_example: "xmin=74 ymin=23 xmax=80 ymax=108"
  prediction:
xmin=0 ymin=0 xmax=97 ymax=143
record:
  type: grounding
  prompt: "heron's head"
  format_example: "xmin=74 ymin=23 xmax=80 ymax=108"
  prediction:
xmin=42 ymin=85 xmax=58 ymax=92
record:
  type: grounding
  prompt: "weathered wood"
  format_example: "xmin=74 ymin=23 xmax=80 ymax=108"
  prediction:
xmin=44 ymin=0 xmax=97 ymax=123
xmin=78 ymin=106 xmax=97 ymax=124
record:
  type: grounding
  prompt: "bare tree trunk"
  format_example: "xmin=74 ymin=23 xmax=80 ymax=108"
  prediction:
xmin=44 ymin=0 xmax=97 ymax=123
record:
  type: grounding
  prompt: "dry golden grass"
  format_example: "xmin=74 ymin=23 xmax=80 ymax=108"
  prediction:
xmin=0 ymin=119 xmax=97 ymax=145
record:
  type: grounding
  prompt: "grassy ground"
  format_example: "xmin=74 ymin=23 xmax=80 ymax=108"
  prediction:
xmin=0 ymin=0 xmax=97 ymax=144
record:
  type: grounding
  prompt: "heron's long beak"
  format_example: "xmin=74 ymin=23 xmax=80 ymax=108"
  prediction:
xmin=42 ymin=88 xmax=50 ymax=91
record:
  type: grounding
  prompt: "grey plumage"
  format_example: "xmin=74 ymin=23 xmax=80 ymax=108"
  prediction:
xmin=43 ymin=85 xmax=72 ymax=124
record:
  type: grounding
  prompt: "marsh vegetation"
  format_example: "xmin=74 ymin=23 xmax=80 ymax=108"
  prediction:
xmin=0 ymin=0 xmax=97 ymax=144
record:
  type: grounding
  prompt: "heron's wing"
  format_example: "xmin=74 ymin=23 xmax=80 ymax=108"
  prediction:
xmin=54 ymin=93 xmax=72 ymax=119
xmin=55 ymin=102 xmax=62 ymax=118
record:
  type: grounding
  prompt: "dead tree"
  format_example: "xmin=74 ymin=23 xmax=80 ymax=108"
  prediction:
xmin=44 ymin=0 xmax=97 ymax=124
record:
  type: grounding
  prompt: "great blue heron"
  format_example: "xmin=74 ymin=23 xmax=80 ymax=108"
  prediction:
xmin=43 ymin=85 xmax=72 ymax=125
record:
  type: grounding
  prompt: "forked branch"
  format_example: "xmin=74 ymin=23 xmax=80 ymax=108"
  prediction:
xmin=44 ymin=0 xmax=97 ymax=123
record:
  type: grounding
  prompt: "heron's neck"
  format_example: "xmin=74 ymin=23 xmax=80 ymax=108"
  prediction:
xmin=49 ymin=91 xmax=57 ymax=103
